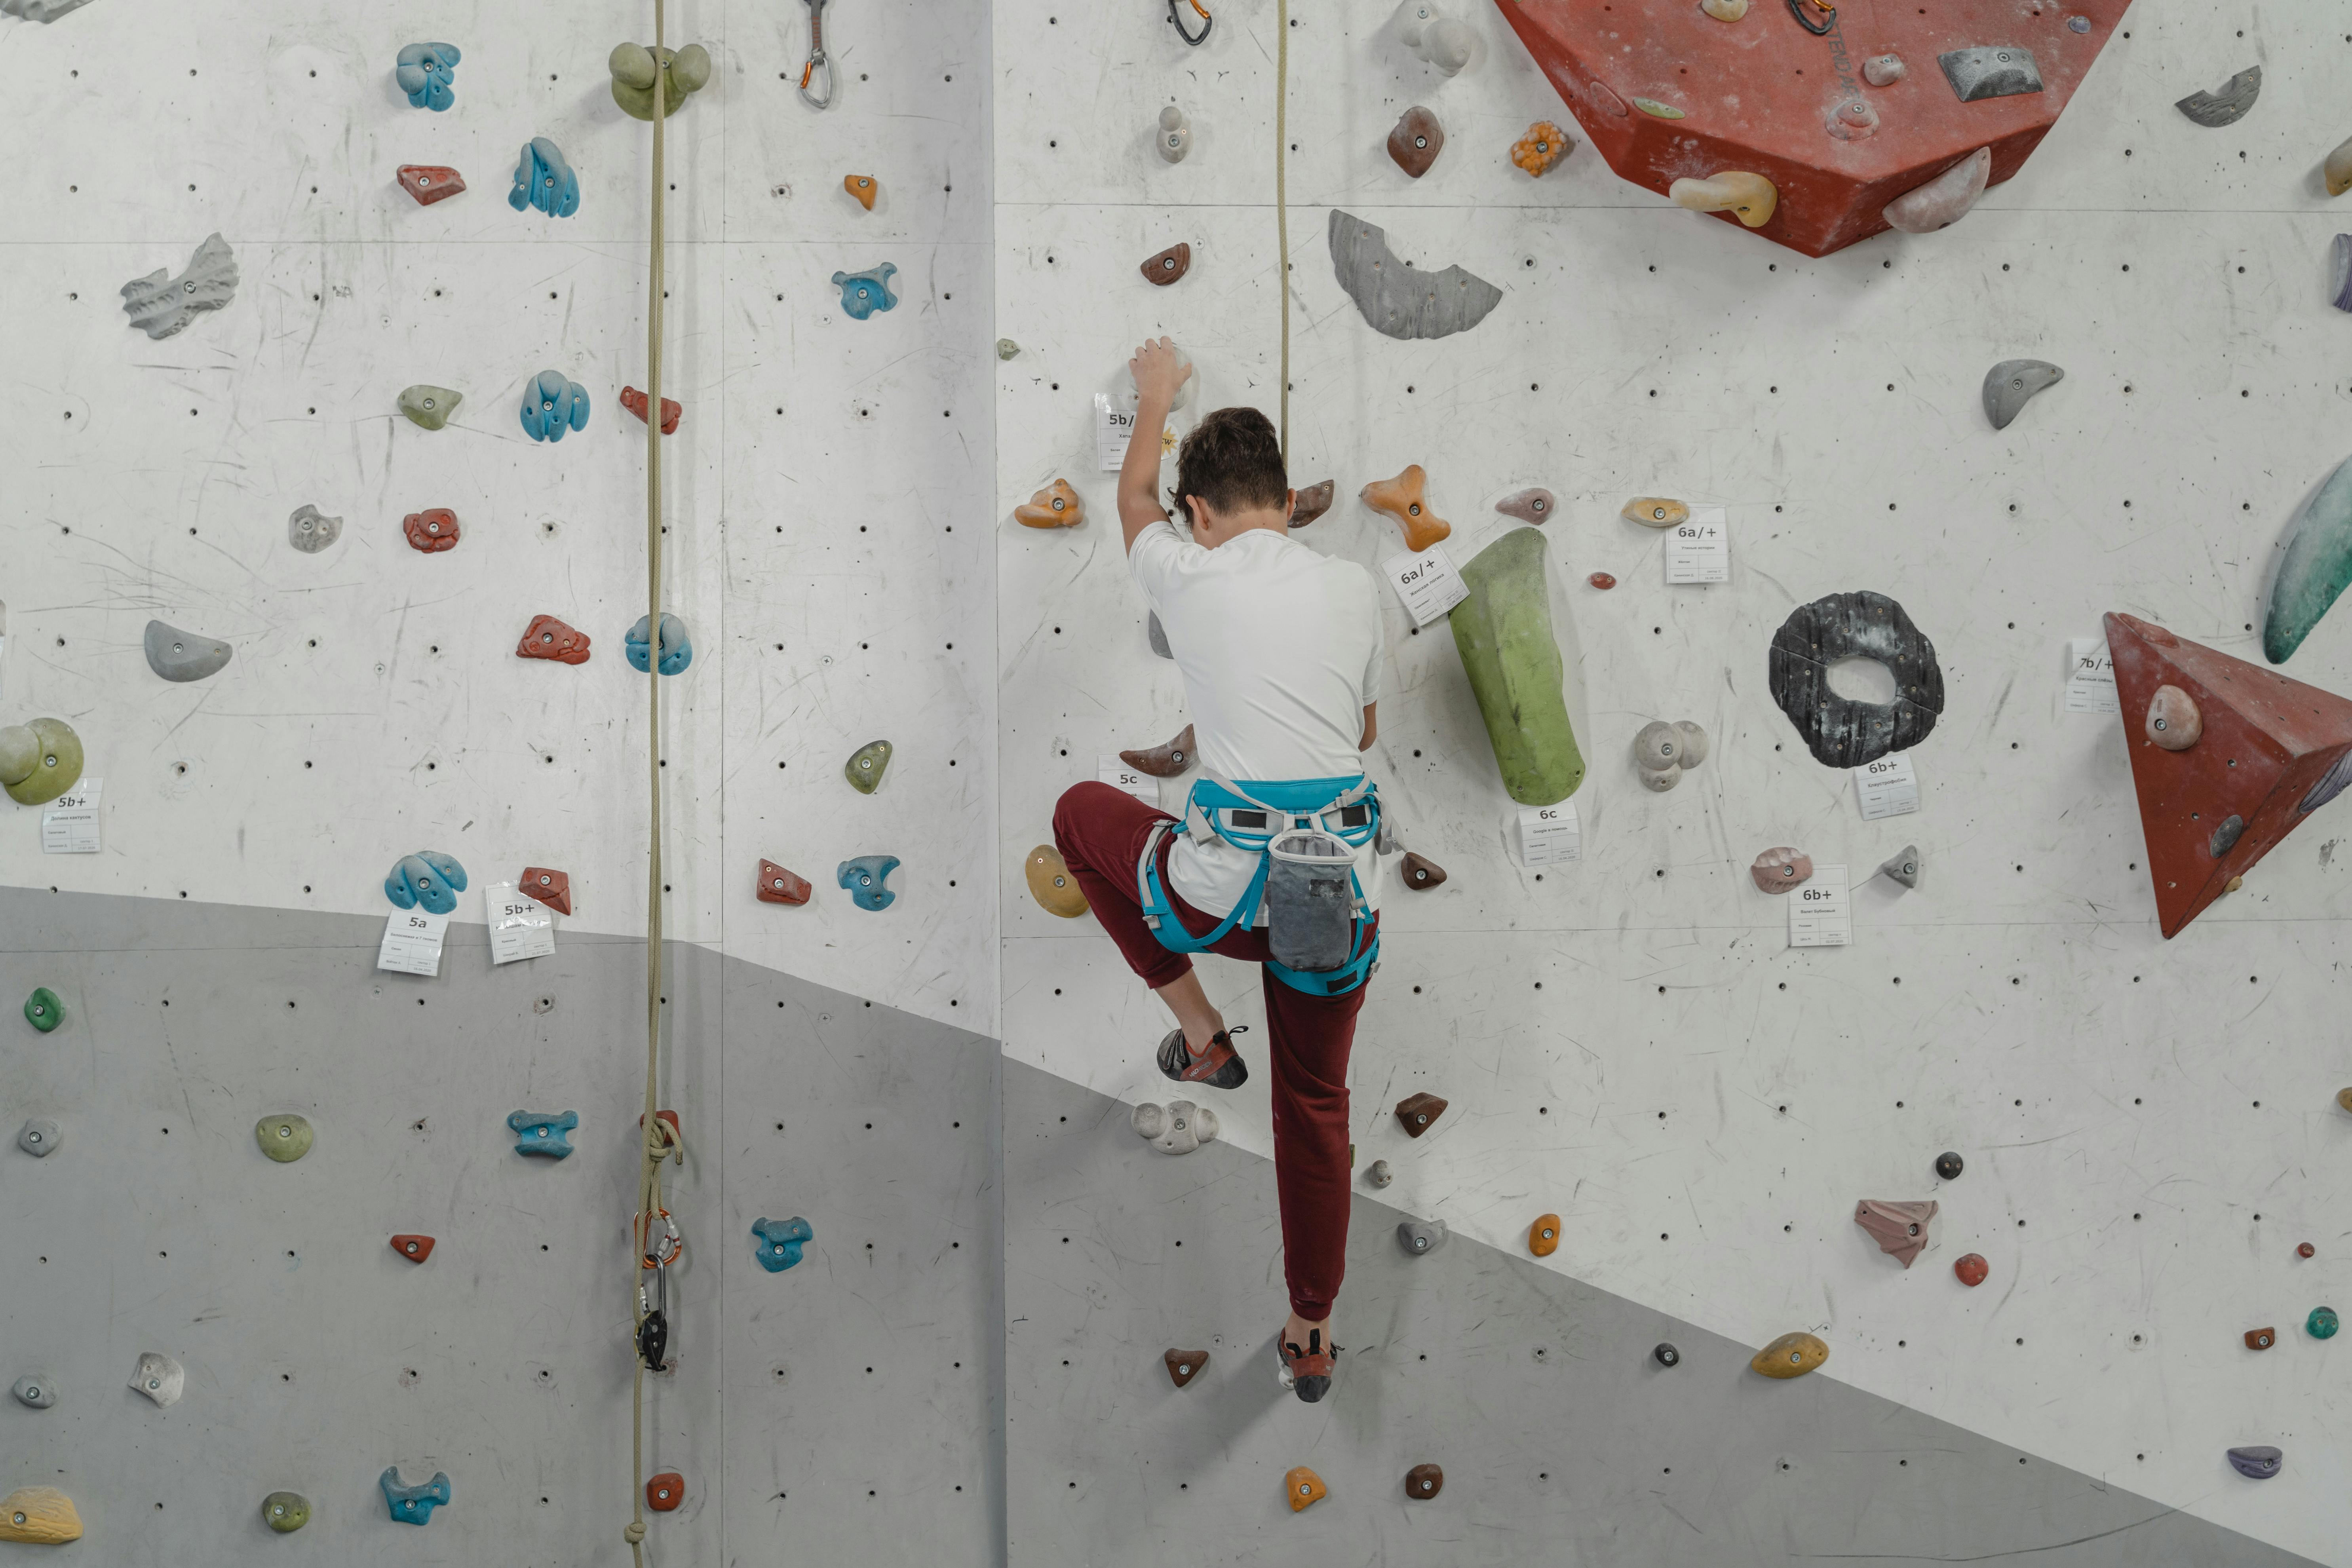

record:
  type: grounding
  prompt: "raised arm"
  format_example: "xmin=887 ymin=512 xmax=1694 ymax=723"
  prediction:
xmin=1117 ymin=336 xmax=1193 ymax=554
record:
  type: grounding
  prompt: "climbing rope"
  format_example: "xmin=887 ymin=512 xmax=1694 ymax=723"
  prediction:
xmin=1275 ymin=0 xmax=1289 ymax=466
xmin=626 ymin=2 xmax=679 ymax=1563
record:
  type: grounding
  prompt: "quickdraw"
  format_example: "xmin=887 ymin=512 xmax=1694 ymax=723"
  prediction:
xmin=1786 ymin=0 xmax=1834 ymax=35
xmin=799 ymin=0 xmax=835 ymax=108
xmin=1168 ymin=0 xmax=1212 ymax=47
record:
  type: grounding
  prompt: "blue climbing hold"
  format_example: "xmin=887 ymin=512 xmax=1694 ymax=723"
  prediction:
xmin=509 ymin=137 xmax=580 ymax=219
xmin=395 ymin=43 xmax=460 ymax=111
xmin=830 ymin=263 xmax=899 ymax=319
xmin=384 ymin=851 xmax=468 ymax=914
xmin=626 ymin=613 xmax=694 ymax=676
xmin=519 ymin=371 xmax=591 ymax=442
xmin=380 ymin=1467 xmax=450 ymax=1526
xmin=507 ymin=1109 xmax=578 ymax=1159
xmin=837 ymin=855 xmax=900 ymax=912
xmin=751 ymin=1215 xmax=814 ymax=1272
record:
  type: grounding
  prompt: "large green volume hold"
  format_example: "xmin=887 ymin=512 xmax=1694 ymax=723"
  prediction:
xmin=2266 ymin=452 xmax=2352 ymax=663
xmin=1447 ymin=528 xmax=1584 ymax=805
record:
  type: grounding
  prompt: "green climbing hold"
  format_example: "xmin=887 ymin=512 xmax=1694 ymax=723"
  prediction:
xmin=2265 ymin=452 xmax=2352 ymax=663
xmin=608 ymin=42 xmax=711 ymax=120
xmin=397 ymin=384 xmax=462 ymax=431
xmin=845 ymin=739 xmax=893 ymax=795
xmin=2309 ymin=1305 xmax=2340 ymax=1340
xmin=261 ymin=1492 xmax=311 ymax=1533
xmin=255 ymin=1114 xmax=314 ymax=1163
xmin=1447 ymin=527 xmax=1585 ymax=805
xmin=21 ymin=988 xmax=61 ymax=1033
xmin=0 ymin=717 xmax=85 ymax=805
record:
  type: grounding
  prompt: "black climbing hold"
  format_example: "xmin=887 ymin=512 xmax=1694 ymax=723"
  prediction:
xmin=1652 ymin=1342 xmax=1680 ymax=1367
xmin=1935 ymin=1151 xmax=1963 ymax=1180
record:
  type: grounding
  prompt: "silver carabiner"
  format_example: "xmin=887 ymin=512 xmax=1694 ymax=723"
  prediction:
xmin=799 ymin=0 xmax=836 ymax=108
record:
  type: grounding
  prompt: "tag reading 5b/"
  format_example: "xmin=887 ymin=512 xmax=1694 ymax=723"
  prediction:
xmin=1095 ymin=394 xmax=1137 ymax=471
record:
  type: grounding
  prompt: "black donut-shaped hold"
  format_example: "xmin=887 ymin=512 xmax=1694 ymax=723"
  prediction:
xmin=1768 ymin=591 xmax=1945 ymax=768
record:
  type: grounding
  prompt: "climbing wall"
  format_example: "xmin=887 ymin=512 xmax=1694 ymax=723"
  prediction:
xmin=0 ymin=0 xmax=1001 ymax=1559
xmin=995 ymin=0 xmax=2352 ymax=1561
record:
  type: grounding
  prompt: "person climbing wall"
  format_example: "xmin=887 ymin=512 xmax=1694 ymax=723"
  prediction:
xmin=1052 ymin=337 xmax=1385 ymax=1405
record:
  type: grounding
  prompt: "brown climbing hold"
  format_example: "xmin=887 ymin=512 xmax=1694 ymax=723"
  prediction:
xmin=646 ymin=1472 xmax=685 ymax=1511
xmin=1511 ymin=122 xmax=1571 ymax=178
xmin=1954 ymin=1252 xmax=1988 ymax=1287
xmin=1404 ymin=1463 xmax=1444 ymax=1499
xmin=755 ymin=860 xmax=813 ymax=905
xmin=391 ymin=1234 xmax=436 ymax=1263
xmin=1015 ymin=479 xmax=1086 ymax=529
xmin=1750 ymin=847 xmax=1813 ymax=893
xmin=1854 ymin=1199 xmax=1938 ymax=1268
xmin=1669 ymin=171 xmax=1778 ymax=228
xmin=1396 ymin=1091 xmax=1447 ymax=1137
xmin=519 ymin=867 xmax=572 ymax=915
xmin=2300 ymin=1242 xmax=2317 ymax=1259
xmin=398 ymin=165 xmax=466 ymax=205
xmin=621 ymin=386 xmax=682 ymax=434
xmin=1290 ymin=480 xmax=1335 ymax=528
xmin=1750 ymin=1331 xmax=1828 ymax=1379
xmin=1163 ymin=1348 xmax=1209 ymax=1387
xmin=403 ymin=508 xmax=459 ymax=552
xmin=1588 ymin=572 xmax=1616 ymax=590
xmin=1284 ymin=1466 xmax=1328 ymax=1512
xmin=1387 ymin=106 xmax=1445 ymax=179
xmin=1528 ymin=1214 xmax=1560 ymax=1257
xmin=1622 ymin=497 xmax=1689 ymax=528
xmin=516 ymin=614 xmax=591 ymax=665
xmin=2145 ymin=684 xmax=2201 ymax=751
xmin=1120 ymin=724 xmax=1196 ymax=778
xmin=2340 ymin=1087 xmax=2352 ymax=1114
xmin=843 ymin=173 xmax=878 ymax=210
xmin=1399 ymin=851 xmax=1447 ymax=891
xmin=2247 ymin=1327 xmax=2276 ymax=1350
xmin=1141 ymin=243 xmax=1191 ymax=286
xmin=1025 ymin=846 xmax=1089 ymax=918
xmin=1361 ymin=466 xmax=1450 ymax=553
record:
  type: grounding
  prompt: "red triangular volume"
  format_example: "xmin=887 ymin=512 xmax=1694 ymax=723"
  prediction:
xmin=2105 ymin=612 xmax=2352 ymax=938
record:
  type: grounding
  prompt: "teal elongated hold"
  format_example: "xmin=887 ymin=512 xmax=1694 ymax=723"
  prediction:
xmin=838 ymin=855 xmax=899 ymax=911
xmin=1447 ymin=527 xmax=1586 ymax=805
xmin=2264 ymin=453 xmax=2352 ymax=663
xmin=508 ymin=1110 xmax=578 ymax=1158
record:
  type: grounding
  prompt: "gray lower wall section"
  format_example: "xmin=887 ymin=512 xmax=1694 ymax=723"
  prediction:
xmin=1003 ymin=1059 xmax=2311 ymax=1568
xmin=0 ymin=886 xmax=1001 ymax=1566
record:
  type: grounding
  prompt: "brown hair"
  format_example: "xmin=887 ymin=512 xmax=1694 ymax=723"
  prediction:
xmin=1172 ymin=406 xmax=1288 ymax=519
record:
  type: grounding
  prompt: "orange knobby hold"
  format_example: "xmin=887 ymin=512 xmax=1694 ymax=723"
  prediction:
xmin=1360 ymin=466 xmax=1449 ymax=553
xmin=1511 ymin=121 xmax=1571 ymax=177
xmin=843 ymin=174 xmax=878 ymax=211
xmin=1016 ymin=479 xmax=1086 ymax=529
xmin=403 ymin=508 xmax=460 ymax=552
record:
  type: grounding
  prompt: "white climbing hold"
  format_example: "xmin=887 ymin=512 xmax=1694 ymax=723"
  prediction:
xmin=1157 ymin=104 xmax=1192 ymax=163
xmin=1132 ymin=1100 xmax=1220 ymax=1156
xmin=129 ymin=1351 xmax=184 ymax=1408
xmin=121 ymin=234 xmax=238 ymax=340
xmin=1882 ymin=147 xmax=1991 ymax=235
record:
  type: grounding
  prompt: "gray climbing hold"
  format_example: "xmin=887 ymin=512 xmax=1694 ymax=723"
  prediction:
xmin=10 ymin=1374 xmax=55 ymax=1410
xmin=1877 ymin=845 xmax=1920 ymax=889
xmin=2176 ymin=67 xmax=2261 ymax=129
xmin=1327 ymin=209 xmax=1501 ymax=342
xmin=1148 ymin=612 xmax=1173 ymax=660
xmin=2330 ymin=236 xmax=2352 ymax=314
xmin=287 ymin=504 xmax=342 ymax=553
xmin=1983 ymin=359 xmax=2063 ymax=430
xmin=0 ymin=0 xmax=97 ymax=17
xmin=2210 ymin=813 xmax=2246 ymax=857
xmin=1365 ymin=1159 xmax=1393 ymax=1188
xmin=398 ymin=385 xmax=462 ymax=431
xmin=2227 ymin=1445 xmax=2282 ymax=1480
xmin=16 ymin=1118 xmax=60 ymax=1157
xmin=129 ymin=1351 xmax=184 ymax=1408
xmin=143 ymin=620 xmax=232 ymax=684
xmin=1398 ymin=1218 xmax=1448 ymax=1256
xmin=120 ymin=233 xmax=238 ymax=340
xmin=996 ymin=338 xmax=1021 ymax=360
xmin=1132 ymin=1099 xmax=1219 ymax=1156
xmin=1937 ymin=46 xmax=2043 ymax=103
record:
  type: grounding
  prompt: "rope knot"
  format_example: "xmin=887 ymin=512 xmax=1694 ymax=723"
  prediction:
xmin=624 ymin=1519 xmax=647 ymax=1545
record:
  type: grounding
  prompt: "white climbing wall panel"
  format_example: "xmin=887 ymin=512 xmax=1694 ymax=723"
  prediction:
xmin=995 ymin=1 xmax=2352 ymax=1561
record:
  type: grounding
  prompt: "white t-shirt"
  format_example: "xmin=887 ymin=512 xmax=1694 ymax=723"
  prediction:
xmin=1129 ymin=520 xmax=1385 ymax=920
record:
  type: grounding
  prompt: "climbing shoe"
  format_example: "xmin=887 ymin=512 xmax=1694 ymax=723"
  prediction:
xmin=1157 ymin=1024 xmax=1249 ymax=1090
xmin=1277 ymin=1328 xmax=1336 ymax=1404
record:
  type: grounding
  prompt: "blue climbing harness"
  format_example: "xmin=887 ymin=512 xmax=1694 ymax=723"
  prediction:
xmin=1136 ymin=773 xmax=1382 ymax=996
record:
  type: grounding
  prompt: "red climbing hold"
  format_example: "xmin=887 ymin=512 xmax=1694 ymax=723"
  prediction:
xmin=403 ymin=508 xmax=459 ymax=553
xmin=2106 ymin=612 xmax=2352 ymax=939
xmin=516 ymin=615 xmax=591 ymax=665
xmin=390 ymin=1234 xmax=436 ymax=1263
xmin=1953 ymin=1252 xmax=1987 ymax=1287
xmin=398 ymin=165 xmax=466 ymax=205
xmin=2300 ymin=1242 xmax=2317 ymax=1259
xmin=621 ymin=386 xmax=682 ymax=434
xmin=645 ymin=1472 xmax=685 ymax=1512
xmin=756 ymin=860 xmax=812 ymax=905
xmin=1496 ymin=3 xmax=2128 ymax=257
xmin=519 ymin=867 xmax=572 ymax=915
xmin=1588 ymin=572 xmax=1617 ymax=590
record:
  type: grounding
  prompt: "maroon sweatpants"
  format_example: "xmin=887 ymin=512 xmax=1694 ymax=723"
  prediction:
xmin=1053 ymin=781 xmax=1369 ymax=1321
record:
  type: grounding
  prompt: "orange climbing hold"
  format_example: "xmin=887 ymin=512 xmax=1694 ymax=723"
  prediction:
xmin=1360 ymin=466 xmax=1449 ymax=553
xmin=519 ymin=867 xmax=572 ymax=915
xmin=1750 ymin=1331 xmax=1829 ymax=1379
xmin=517 ymin=614 xmax=591 ymax=665
xmin=645 ymin=1472 xmax=685 ymax=1511
xmin=1511 ymin=121 xmax=1571 ymax=177
xmin=1016 ymin=479 xmax=1086 ymax=529
xmin=397 ymin=165 xmax=466 ymax=205
xmin=621 ymin=386 xmax=682 ymax=434
xmin=403 ymin=508 xmax=459 ymax=552
xmin=1528 ymin=1214 xmax=1561 ymax=1256
xmin=756 ymin=860 xmax=813 ymax=906
xmin=390 ymin=1234 xmax=436 ymax=1263
xmin=843 ymin=174 xmax=878 ymax=211
xmin=1283 ymin=1466 xmax=1328 ymax=1512
xmin=1025 ymin=846 xmax=1089 ymax=918
xmin=2246 ymin=1327 xmax=2276 ymax=1350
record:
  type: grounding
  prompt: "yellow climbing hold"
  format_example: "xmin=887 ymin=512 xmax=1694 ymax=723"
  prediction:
xmin=1669 ymin=171 xmax=1778 ymax=228
xmin=1025 ymin=846 xmax=1088 ymax=918
xmin=0 ymin=1488 xmax=83 ymax=1545
xmin=1632 ymin=98 xmax=1685 ymax=120
xmin=1702 ymin=0 xmax=1748 ymax=17
xmin=1750 ymin=1331 xmax=1829 ymax=1379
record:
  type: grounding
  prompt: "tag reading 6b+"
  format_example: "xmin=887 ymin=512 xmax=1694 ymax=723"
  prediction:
xmin=1853 ymin=751 xmax=1918 ymax=821
xmin=1787 ymin=865 xmax=1851 ymax=948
